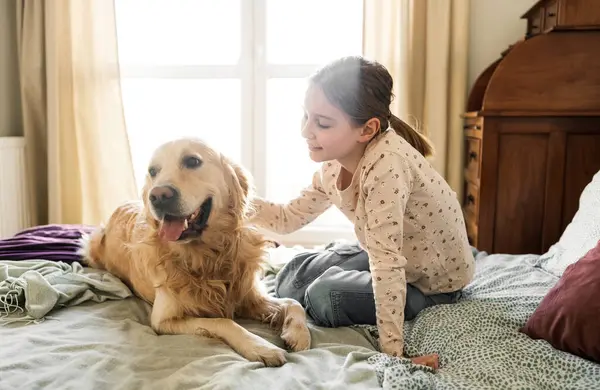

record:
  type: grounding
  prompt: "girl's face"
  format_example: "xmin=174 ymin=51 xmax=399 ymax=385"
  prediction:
xmin=300 ymin=85 xmax=365 ymax=164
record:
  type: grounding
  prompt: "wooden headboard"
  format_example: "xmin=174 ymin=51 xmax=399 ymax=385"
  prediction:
xmin=461 ymin=0 xmax=600 ymax=255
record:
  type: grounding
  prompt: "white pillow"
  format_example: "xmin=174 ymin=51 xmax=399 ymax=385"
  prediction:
xmin=538 ymin=169 xmax=600 ymax=277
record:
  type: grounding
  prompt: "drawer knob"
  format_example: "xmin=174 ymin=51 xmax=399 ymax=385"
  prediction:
xmin=467 ymin=194 xmax=475 ymax=204
xmin=469 ymin=151 xmax=477 ymax=161
xmin=548 ymin=12 xmax=556 ymax=17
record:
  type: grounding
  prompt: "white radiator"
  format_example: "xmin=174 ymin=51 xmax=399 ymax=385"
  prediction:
xmin=0 ymin=137 xmax=32 ymax=238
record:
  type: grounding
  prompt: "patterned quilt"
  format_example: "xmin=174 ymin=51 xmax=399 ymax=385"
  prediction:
xmin=356 ymin=250 xmax=600 ymax=389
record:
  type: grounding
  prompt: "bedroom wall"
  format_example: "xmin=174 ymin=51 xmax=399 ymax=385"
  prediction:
xmin=0 ymin=0 xmax=23 ymax=137
xmin=468 ymin=0 xmax=538 ymax=91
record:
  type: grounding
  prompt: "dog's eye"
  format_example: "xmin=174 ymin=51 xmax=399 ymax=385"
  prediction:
xmin=183 ymin=156 xmax=202 ymax=169
xmin=148 ymin=167 xmax=158 ymax=178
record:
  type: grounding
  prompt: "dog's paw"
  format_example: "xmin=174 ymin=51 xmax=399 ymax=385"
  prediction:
xmin=281 ymin=317 xmax=311 ymax=352
xmin=236 ymin=334 xmax=287 ymax=366
xmin=242 ymin=343 xmax=287 ymax=367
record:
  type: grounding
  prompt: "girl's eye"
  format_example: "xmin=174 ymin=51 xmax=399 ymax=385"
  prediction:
xmin=302 ymin=111 xmax=330 ymax=129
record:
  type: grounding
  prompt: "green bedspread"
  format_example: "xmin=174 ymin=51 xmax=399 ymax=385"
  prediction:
xmin=1 ymin=250 xmax=599 ymax=389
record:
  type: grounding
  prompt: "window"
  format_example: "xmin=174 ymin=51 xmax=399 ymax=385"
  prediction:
xmin=115 ymin=0 xmax=362 ymax=246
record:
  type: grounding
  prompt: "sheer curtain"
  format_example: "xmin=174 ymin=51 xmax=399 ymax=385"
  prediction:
xmin=363 ymin=0 xmax=470 ymax=196
xmin=16 ymin=0 xmax=137 ymax=225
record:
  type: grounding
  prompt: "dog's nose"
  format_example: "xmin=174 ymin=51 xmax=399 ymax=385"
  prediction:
xmin=149 ymin=185 xmax=179 ymax=209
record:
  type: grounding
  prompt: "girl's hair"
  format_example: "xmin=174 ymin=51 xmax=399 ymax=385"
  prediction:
xmin=309 ymin=56 xmax=434 ymax=158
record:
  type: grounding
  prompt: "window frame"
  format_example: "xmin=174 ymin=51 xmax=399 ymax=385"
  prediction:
xmin=118 ymin=0 xmax=359 ymax=247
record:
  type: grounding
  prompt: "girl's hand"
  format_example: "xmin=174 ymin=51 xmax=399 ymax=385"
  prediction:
xmin=410 ymin=354 xmax=439 ymax=370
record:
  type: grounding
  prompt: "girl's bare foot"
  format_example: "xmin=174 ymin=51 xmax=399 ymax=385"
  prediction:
xmin=410 ymin=353 xmax=439 ymax=370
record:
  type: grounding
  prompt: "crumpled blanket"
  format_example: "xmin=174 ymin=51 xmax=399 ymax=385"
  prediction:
xmin=0 ymin=260 xmax=132 ymax=325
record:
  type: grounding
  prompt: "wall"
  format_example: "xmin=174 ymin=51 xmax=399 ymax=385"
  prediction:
xmin=468 ymin=0 xmax=538 ymax=90
xmin=0 ymin=0 xmax=22 ymax=137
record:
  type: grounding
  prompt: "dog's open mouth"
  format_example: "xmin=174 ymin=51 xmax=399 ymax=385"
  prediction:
xmin=158 ymin=197 xmax=213 ymax=241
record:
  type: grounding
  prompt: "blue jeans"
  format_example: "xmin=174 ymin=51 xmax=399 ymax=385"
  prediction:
xmin=274 ymin=242 xmax=461 ymax=327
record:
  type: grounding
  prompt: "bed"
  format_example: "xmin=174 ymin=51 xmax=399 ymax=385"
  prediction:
xmin=2 ymin=173 xmax=600 ymax=389
xmin=0 ymin=247 xmax=598 ymax=390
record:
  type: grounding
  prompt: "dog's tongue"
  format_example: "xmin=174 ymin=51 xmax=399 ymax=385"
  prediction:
xmin=159 ymin=219 xmax=186 ymax=241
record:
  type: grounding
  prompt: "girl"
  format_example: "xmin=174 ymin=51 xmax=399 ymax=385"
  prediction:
xmin=248 ymin=56 xmax=475 ymax=361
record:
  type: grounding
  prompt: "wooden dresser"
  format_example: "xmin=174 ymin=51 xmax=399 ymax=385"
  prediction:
xmin=462 ymin=0 xmax=600 ymax=255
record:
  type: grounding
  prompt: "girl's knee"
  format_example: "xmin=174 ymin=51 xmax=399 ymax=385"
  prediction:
xmin=274 ymin=269 xmax=296 ymax=299
xmin=274 ymin=256 xmax=307 ymax=301
xmin=274 ymin=251 xmax=325 ymax=300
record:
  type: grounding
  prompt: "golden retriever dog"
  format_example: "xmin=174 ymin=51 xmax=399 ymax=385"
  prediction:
xmin=81 ymin=138 xmax=311 ymax=366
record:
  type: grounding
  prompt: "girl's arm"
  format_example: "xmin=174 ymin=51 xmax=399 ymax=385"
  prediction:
xmin=247 ymin=170 xmax=333 ymax=234
xmin=363 ymin=153 xmax=413 ymax=358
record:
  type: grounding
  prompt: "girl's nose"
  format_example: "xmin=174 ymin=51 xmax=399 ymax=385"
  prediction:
xmin=301 ymin=121 xmax=314 ymax=140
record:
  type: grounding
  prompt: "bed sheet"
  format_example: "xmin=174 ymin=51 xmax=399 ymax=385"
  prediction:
xmin=0 ymin=294 xmax=381 ymax=390
xmin=361 ymin=251 xmax=600 ymax=389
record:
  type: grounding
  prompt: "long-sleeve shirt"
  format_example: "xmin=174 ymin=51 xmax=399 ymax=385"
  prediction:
xmin=248 ymin=129 xmax=475 ymax=357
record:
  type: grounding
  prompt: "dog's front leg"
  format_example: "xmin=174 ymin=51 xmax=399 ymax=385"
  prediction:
xmin=151 ymin=288 xmax=287 ymax=366
xmin=239 ymin=291 xmax=311 ymax=352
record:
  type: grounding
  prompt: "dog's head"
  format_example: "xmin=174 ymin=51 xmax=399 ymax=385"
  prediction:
xmin=141 ymin=138 xmax=252 ymax=242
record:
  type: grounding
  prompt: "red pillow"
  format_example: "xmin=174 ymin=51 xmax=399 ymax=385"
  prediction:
xmin=521 ymin=240 xmax=600 ymax=363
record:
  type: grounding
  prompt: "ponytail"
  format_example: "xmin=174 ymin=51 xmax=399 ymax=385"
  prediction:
xmin=388 ymin=114 xmax=434 ymax=158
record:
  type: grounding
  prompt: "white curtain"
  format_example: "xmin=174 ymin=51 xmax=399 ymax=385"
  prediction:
xmin=16 ymin=0 xmax=137 ymax=225
xmin=363 ymin=0 xmax=470 ymax=195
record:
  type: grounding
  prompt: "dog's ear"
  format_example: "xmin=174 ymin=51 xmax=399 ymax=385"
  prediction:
xmin=140 ymin=178 xmax=160 ymax=231
xmin=222 ymin=156 xmax=253 ymax=219
xmin=232 ymin=162 xmax=250 ymax=199
xmin=141 ymin=181 xmax=150 ymax=206
xmin=141 ymin=180 xmax=154 ymax=216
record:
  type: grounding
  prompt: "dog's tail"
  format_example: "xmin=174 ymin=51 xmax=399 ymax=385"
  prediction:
xmin=77 ymin=226 xmax=106 ymax=269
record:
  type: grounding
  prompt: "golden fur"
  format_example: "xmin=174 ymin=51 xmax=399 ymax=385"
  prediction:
xmin=81 ymin=138 xmax=310 ymax=366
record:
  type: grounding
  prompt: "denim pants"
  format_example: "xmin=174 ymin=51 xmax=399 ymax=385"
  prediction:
xmin=274 ymin=242 xmax=462 ymax=327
